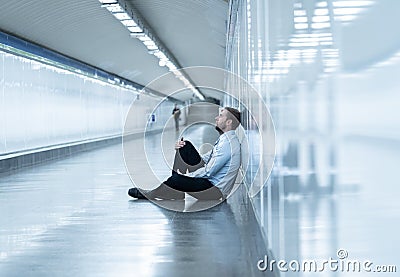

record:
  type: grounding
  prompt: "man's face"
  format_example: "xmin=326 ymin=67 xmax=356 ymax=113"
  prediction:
xmin=215 ymin=109 xmax=229 ymax=133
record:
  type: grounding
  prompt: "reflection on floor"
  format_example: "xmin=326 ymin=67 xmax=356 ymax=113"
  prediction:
xmin=0 ymin=127 xmax=270 ymax=277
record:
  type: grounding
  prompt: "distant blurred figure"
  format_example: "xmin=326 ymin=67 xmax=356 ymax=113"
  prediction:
xmin=172 ymin=104 xmax=181 ymax=131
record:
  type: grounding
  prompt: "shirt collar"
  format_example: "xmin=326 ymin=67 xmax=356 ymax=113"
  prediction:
xmin=220 ymin=130 xmax=236 ymax=140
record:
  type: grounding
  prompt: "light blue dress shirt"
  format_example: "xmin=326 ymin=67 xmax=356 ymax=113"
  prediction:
xmin=187 ymin=130 xmax=241 ymax=197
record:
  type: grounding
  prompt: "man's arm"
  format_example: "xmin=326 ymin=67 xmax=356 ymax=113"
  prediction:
xmin=186 ymin=142 xmax=230 ymax=178
xmin=200 ymin=149 xmax=213 ymax=163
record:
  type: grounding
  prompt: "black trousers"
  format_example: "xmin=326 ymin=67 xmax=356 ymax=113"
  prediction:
xmin=163 ymin=141 xmax=223 ymax=199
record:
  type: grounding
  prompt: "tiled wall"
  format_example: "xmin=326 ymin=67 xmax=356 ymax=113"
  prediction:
xmin=226 ymin=0 xmax=400 ymax=265
xmin=0 ymin=33 xmax=175 ymax=159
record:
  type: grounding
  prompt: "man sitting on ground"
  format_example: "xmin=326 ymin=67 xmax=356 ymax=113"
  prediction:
xmin=128 ymin=107 xmax=241 ymax=201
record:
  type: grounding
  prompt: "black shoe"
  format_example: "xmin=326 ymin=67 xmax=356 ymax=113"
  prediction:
xmin=128 ymin=188 xmax=147 ymax=199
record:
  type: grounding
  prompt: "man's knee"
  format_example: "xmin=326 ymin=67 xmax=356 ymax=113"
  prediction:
xmin=177 ymin=141 xmax=202 ymax=165
xmin=180 ymin=140 xmax=194 ymax=150
xmin=177 ymin=141 xmax=192 ymax=156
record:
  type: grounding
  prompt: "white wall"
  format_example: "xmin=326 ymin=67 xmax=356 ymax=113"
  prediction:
xmin=226 ymin=0 xmax=400 ymax=264
xmin=0 ymin=48 xmax=175 ymax=158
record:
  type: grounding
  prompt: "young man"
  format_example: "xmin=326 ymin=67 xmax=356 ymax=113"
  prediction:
xmin=172 ymin=104 xmax=181 ymax=131
xmin=128 ymin=107 xmax=241 ymax=201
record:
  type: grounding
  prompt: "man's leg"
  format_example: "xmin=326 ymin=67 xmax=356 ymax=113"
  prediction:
xmin=174 ymin=118 xmax=179 ymax=131
xmin=168 ymin=141 xmax=224 ymax=200
xmin=163 ymin=173 xmax=223 ymax=200
xmin=172 ymin=141 xmax=204 ymax=174
xmin=145 ymin=141 xmax=204 ymax=200
xmin=128 ymin=174 xmax=223 ymax=200
xmin=128 ymin=141 xmax=213 ymax=200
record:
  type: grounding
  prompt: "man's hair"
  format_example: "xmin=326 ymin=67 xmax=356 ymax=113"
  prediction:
xmin=225 ymin=107 xmax=241 ymax=129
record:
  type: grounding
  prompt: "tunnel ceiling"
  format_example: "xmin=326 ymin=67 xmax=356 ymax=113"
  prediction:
xmin=0 ymin=0 xmax=228 ymax=101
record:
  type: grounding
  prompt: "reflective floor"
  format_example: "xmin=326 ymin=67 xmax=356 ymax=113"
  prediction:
xmin=0 ymin=127 xmax=269 ymax=277
xmin=255 ymin=133 xmax=400 ymax=276
xmin=2 ymin=124 xmax=399 ymax=277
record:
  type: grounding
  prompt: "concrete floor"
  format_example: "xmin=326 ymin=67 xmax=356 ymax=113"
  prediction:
xmin=0 ymin=126 xmax=270 ymax=277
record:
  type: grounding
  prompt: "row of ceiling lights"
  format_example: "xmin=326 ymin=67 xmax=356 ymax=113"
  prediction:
xmin=293 ymin=0 xmax=375 ymax=30
xmin=258 ymin=0 xmax=373 ymax=81
xmin=98 ymin=0 xmax=205 ymax=100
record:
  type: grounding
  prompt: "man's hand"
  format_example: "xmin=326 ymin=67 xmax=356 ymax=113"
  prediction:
xmin=175 ymin=138 xmax=185 ymax=150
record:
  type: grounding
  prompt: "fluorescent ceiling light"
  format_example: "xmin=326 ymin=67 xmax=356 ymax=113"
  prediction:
xmin=290 ymin=37 xmax=309 ymax=43
xmin=143 ymin=40 xmax=155 ymax=46
xmin=302 ymin=53 xmax=317 ymax=58
xmin=311 ymin=22 xmax=330 ymax=29
xmin=322 ymin=53 xmax=339 ymax=57
xmin=313 ymin=15 xmax=330 ymax=22
xmin=192 ymin=89 xmax=205 ymax=101
xmin=130 ymin=33 xmax=145 ymax=38
xmin=146 ymin=45 xmax=158 ymax=50
xmin=154 ymin=53 xmax=168 ymax=61
xmin=113 ymin=12 xmax=131 ymax=20
xmin=182 ymin=79 xmax=190 ymax=86
xmin=166 ymin=62 xmax=177 ymax=70
xmin=295 ymin=23 xmax=308 ymax=29
xmin=294 ymin=10 xmax=306 ymax=16
xmin=128 ymin=26 xmax=143 ymax=33
xmin=333 ymin=1 xmax=374 ymax=7
xmin=154 ymin=51 xmax=165 ymax=56
xmin=334 ymin=7 xmax=364 ymax=15
xmin=121 ymin=20 xmax=137 ymax=27
xmin=289 ymin=42 xmax=318 ymax=47
xmin=138 ymin=35 xmax=151 ymax=41
xmin=98 ymin=0 xmax=117 ymax=4
xmin=316 ymin=1 xmax=328 ymax=7
xmin=294 ymin=33 xmax=332 ymax=38
xmin=294 ymin=17 xmax=308 ymax=23
xmin=314 ymin=8 xmax=329 ymax=16
xmin=98 ymin=0 xmax=201 ymax=99
xmin=290 ymin=37 xmax=319 ymax=43
xmin=294 ymin=3 xmax=302 ymax=8
xmin=104 ymin=4 xmax=124 ymax=13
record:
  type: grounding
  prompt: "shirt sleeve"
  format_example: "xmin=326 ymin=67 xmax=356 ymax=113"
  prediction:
xmin=187 ymin=140 xmax=230 ymax=179
xmin=200 ymin=149 xmax=213 ymax=163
